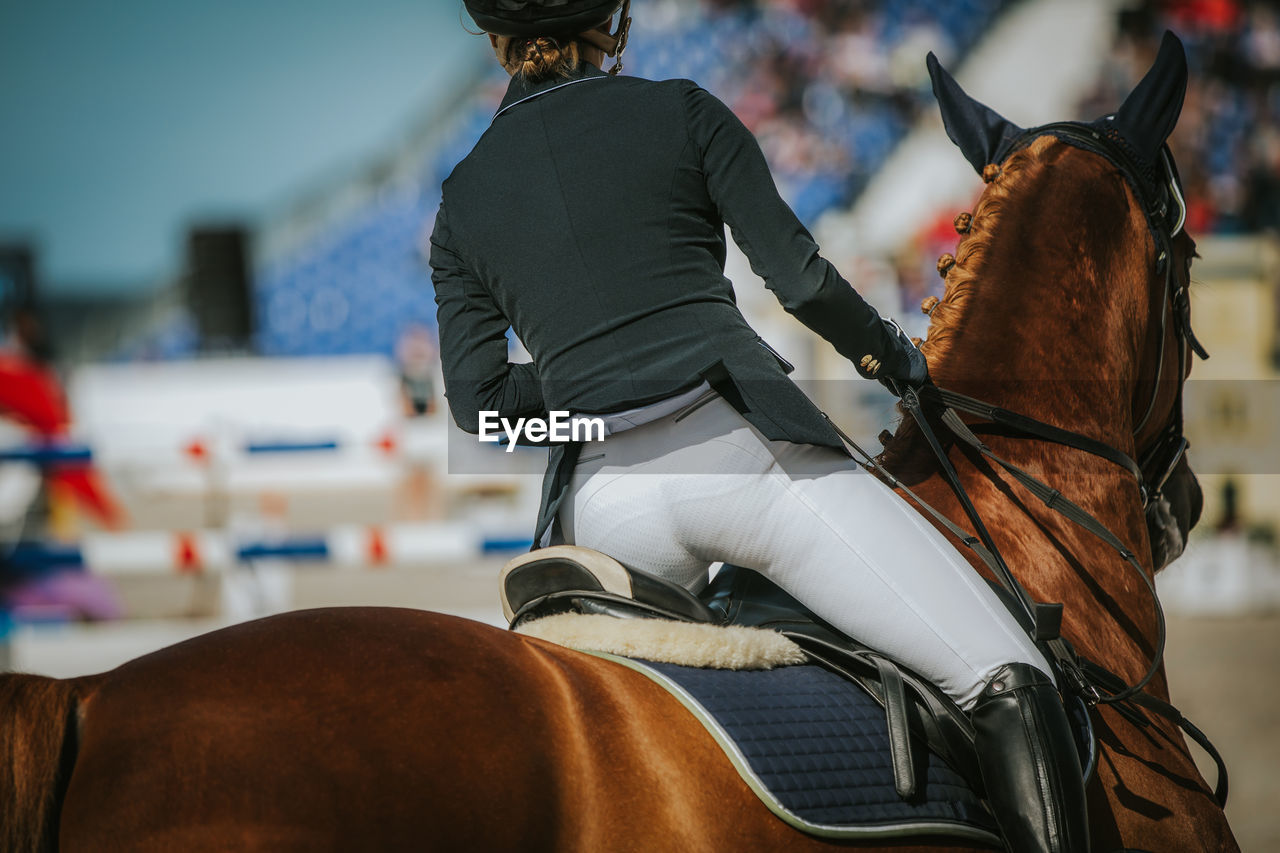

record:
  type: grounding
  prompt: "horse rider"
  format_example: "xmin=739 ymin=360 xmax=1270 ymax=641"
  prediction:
xmin=431 ymin=2 xmax=1087 ymax=850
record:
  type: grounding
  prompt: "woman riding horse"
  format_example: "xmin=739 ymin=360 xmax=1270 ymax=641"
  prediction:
xmin=0 ymin=19 xmax=1233 ymax=852
xmin=432 ymin=2 xmax=1084 ymax=850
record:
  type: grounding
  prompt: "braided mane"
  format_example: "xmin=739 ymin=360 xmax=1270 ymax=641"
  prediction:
xmin=919 ymin=136 xmax=1056 ymax=371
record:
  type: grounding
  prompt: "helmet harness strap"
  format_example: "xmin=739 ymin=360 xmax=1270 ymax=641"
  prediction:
xmin=576 ymin=0 xmax=632 ymax=76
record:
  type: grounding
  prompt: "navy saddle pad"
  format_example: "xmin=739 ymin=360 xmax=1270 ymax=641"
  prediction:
xmin=598 ymin=654 xmax=1001 ymax=845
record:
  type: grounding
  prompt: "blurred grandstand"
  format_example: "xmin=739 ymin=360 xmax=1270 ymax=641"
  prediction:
xmin=103 ymin=0 xmax=1280 ymax=362
xmin=1079 ymin=0 xmax=1280 ymax=235
xmin=106 ymin=0 xmax=1012 ymax=361
xmin=26 ymin=0 xmax=1271 ymax=366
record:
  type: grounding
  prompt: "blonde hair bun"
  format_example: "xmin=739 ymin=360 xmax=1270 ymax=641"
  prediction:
xmin=499 ymin=35 xmax=582 ymax=82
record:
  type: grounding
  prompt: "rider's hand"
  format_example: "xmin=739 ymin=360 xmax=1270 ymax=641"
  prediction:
xmin=855 ymin=317 xmax=929 ymax=396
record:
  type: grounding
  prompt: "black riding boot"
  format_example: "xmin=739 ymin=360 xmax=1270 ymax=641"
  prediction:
xmin=971 ymin=663 xmax=1089 ymax=853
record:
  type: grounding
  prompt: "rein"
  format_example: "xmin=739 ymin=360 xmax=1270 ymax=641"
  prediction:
xmin=830 ymin=397 xmax=1228 ymax=807
xmin=895 ymin=383 xmax=1163 ymax=704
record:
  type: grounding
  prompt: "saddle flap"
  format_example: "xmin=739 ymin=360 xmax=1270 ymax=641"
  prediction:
xmin=705 ymin=567 xmax=988 ymax=790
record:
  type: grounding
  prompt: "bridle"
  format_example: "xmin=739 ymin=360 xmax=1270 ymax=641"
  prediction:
xmin=957 ymin=121 xmax=1210 ymax=511
xmin=1019 ymin=123 xmax=1207 ymax=504
xmin=1033 ymin=123 xmax=1210 ymax=507
xmin=833 ymin=124 xmax=1229 ymax=802
xmin=913 ymin=119 xmax=1208 ymax=665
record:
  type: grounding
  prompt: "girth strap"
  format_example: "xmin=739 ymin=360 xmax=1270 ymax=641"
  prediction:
xmin=787 ymin=632 xmax=984 ymax=796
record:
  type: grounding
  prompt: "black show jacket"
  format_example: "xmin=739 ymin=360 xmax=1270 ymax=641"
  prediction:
xmin=430 ymin=63 xmax=897 ymax=545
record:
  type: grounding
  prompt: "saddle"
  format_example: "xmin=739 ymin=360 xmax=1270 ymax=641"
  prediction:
xmin=500 ymin=546 xmax=1095 ymax=838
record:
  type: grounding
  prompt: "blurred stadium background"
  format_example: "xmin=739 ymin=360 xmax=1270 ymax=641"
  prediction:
xmin=2 ymin=0 xmax=1277 ymax=846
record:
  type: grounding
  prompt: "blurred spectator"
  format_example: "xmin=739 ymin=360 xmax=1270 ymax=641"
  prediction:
xmin=645 ymin=0 xmax=976 ymax=220
xmin=0 ymin=310 xmax=123 ymax=531
xmin=1217 ymin=476 xmax=1241 ymax=533
xmin=396 ymin=323 xmax=439 ymax=417
xmin=0 ymin=309 xmax=124 ymax=622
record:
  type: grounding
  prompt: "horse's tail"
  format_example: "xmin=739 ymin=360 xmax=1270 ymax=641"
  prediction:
xmin=0 ymin=674 xmax=80 ymax=853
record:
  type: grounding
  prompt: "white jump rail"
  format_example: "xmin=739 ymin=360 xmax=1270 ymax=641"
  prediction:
xmin=4 ymin=522 xmax=532 ymax=576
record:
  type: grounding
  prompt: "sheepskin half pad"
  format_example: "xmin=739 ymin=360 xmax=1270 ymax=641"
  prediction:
xmin=514 ymin=613 xmax=807 ymax=670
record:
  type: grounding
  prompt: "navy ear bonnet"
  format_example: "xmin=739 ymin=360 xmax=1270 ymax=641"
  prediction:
xmin=928 ymin=31 xmax=1189 ymax=240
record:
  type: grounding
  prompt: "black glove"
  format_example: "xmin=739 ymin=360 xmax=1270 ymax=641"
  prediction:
xmin=854 ymin=317 xmax=929 ymax=395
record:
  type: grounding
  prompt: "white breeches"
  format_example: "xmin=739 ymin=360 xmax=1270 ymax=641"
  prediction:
xmin=560 ymin=393 xmax=1052 ymax=711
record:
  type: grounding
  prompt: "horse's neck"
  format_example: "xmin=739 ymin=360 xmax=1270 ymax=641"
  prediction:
xmin=905 ymin=154 xmax=1162 ymax=639
xmin=925 ymin=173 xmax=1151 ymax=458
xmin=930 ymin=292 xmax=1140 ymax=456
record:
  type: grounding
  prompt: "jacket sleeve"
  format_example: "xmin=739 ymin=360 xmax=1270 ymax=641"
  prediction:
xmin=429 ymin=204 xmax=546 ymax=434
xmin=684 ymin=84 xmax=899 ymax=369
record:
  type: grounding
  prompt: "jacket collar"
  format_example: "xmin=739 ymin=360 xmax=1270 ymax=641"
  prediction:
xmin=494 ymin=62 xmax=609 ymax=120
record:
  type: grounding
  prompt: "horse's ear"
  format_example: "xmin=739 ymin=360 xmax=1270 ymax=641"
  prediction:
xmin=1112 ymin=31 xmax=1188 ymax=159
xmin=928 ymin=51 xmax=1024 ymax=175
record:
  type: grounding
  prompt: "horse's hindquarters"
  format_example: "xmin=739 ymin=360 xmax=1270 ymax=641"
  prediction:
xmin=56 ymin=610 xmax=575 ymax=850
xmin=55 ymin=607 xmax=980 ymax=852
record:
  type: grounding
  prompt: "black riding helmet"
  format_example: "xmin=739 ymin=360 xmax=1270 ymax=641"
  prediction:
xmin=465 ymin=0 xmax=633 ymax=75
xmin=464 ymin=0 xmax=624 ymax=37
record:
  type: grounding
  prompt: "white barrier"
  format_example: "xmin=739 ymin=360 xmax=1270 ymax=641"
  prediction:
xmin=8 ymin=522 xmax=529 ymax=575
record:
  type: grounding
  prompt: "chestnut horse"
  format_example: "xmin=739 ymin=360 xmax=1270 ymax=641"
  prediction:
xmin=2 ymin=43 xmax=1237 ymax=853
